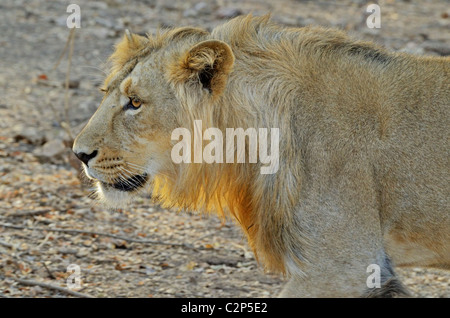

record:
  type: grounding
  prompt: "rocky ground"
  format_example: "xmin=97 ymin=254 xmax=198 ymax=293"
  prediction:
xmin=0 ymin=0 xmax=448 ymax=298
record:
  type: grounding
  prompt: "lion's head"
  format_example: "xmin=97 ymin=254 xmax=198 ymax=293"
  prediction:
xmin=73 ymin=28 xmax=235 ymax=207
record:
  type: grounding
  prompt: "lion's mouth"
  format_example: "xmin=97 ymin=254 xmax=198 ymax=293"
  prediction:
xmin=103 ymin=173 xmax=149 ymax=192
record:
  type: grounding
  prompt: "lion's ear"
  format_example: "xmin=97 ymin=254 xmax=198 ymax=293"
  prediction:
xmin=169 ymin=40 xmax=235 ymax=98
xmin=110 ymin=30 xmax=148 ymax=71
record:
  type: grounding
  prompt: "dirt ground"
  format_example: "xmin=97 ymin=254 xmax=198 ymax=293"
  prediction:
xmin=0 ymin=0 xmax=448 ymax=298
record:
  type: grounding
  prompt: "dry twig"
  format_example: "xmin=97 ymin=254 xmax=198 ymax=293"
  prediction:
xmin=62 ymin=28 xmax=76 ymax=141
xmin=43 ymin=263 xmax=56 ymax=280
xmin=0 ymin=240 xmax=14 ymax=249
xmin=48 ymin=28 xmax=76 ymax=140
xmin=0 ymin=222 xmax=192 ymax=248
xmin=5 ymin=209 xmax=52 ymax=218
xmin=12 ymin=277 xmax=94 ymax=298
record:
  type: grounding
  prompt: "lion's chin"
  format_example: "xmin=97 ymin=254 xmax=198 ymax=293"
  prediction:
xmin=94 ymin=182 xmax=135 ymax=209
xmin=94 ymin=173 xmax=149 ymax=209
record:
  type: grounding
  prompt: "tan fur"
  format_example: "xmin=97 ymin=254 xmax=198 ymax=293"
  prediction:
xmin=73 ymin=15 xmax=449 ymax=297
xmin=168 ymin=39 xmax=235 ymax=100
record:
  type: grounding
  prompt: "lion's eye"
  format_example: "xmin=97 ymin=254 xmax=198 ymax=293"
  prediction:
xmin=128 ymin=97 xmax=142 ymax=109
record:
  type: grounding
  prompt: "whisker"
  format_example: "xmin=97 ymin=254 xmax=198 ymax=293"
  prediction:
xmin=116 ymin=167 xmax=136 ymax=185
xmin=125 ymin=162 xmax=147 ymax=170
xmin=119 ymin=166 xmax=139 ymax=178
xmin=117 ymin=166 xmax=145 ymax=188
xmin=79 ymin=65 xmax=108 ymax=76
xmin=124 ymin=161 xmax=174 ymax=180
xmin=114 ymin=170 xmax=137 ymax=191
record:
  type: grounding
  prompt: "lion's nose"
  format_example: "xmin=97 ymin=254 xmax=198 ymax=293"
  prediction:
xmin=73 ymin=150 xmax=98 ymax=166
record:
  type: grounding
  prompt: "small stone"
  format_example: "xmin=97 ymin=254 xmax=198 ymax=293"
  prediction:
xmin=183 ymin=2 xmax=214 ymax=17
xmin=58 ymin=248 xmax=78 ymax=254
xmin=66 ymin=80 xmax=80 ymax=89
xmin=421 ymin=40 xmax=450 ymax=56
xmin=76 ymin=248 xmax=89 ymax=257
xmin=216 ymin=7 xmax=242 ymax=19
xmin=400 ymin=42 xmax=425 ymax=56
xmin=13 ymin=126 xmax=46 ymax=145
xmin=33 ymin=139 xmax=67 ymax=163
xmin=52 ymin=15 xmax=69 ymax=27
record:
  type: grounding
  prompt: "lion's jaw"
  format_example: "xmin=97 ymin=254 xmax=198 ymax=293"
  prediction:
xmin=79 ymin=144 xmax=163 ymax=209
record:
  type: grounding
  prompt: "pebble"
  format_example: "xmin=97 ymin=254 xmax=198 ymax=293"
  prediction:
xmin=216 ymin=7 xmax=242 ymax=19
xmin=13 ymin=126 xmax=46 ymax=146
xmin=183 ymin=2 xmax=214 ymax=17
xmin=32 ymin=139 xmax=67 ymax=164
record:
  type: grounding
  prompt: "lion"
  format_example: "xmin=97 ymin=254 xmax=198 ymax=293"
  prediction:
xmin=72 ymin=15 xmax=449 ymax=297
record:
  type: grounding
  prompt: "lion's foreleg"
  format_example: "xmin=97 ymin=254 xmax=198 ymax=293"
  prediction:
xmin=279 ymin=163 xmax=407 ymax=297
